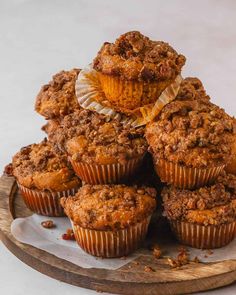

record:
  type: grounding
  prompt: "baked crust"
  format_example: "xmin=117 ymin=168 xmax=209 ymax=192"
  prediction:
xmin=162 ymin=172 xmax=236 ymax=225
xmin=49 ymin=109 xmax=148 ymax=165
xmin=145 ymin=97 xmax=234 ymax=168
xmin=93 ymin=31 xmax=186 ymax=82
xmin=12 ymin=139 xmax=80 ymax=191
xmin=61 ymin=184 xmax=156 ymax=230
xmin=35 ymin=68 xmax=80 ymax=119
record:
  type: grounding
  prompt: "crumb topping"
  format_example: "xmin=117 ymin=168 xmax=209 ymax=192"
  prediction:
xmin=61 ymin=184 xmax=156 ymax=230
xmin=162 ymin=172 xmax=236 ymax=225
xmin=49 ymin=109 xmax=147 ymax=165
xmin=146 ymin=99 xmax=234 ymax=168
xmin=93 ymin=31 xmax=186 ymax=81
xmin=35 ymin=68 xmax=80 ymax=119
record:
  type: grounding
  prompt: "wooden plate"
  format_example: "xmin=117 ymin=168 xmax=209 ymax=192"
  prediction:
xmin=0 ymin=174 xmax=236 ymax=295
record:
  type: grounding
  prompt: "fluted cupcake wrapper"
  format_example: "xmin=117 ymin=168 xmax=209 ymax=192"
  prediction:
xmin=71 ymin=216 xmax=151 ymax=258
xmin=75 ymin=65 xmax=182 ymax=127
xmin=155 ymin=159 xmax=225 ymax=189
xmin=18 ymin=183 xmax=79 ymax=217
xmin=170 ymin=220 xmax=236 ymax=249
xmin=69 ymin=156 xmax=144 ymax=184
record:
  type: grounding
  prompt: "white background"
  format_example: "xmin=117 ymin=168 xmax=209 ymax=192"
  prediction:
xmin=0 ymin=0 xmax=236 ymax=294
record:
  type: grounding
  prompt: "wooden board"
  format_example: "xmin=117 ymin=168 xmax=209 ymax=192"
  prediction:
xmin=0 ymin=174 xmax=236 ymax=295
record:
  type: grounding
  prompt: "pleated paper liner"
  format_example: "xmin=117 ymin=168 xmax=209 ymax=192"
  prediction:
xmin=75 ymin=65 xmax=183 ymax=127
xmin=69 ymin=156 xmax=144 ymax=184
xmin=170 ymin=220 xmax=236 ymax=249
xmin=98 ymin=72 xmax=174 ymax=110
xmin=155 ymin=159 xmax=225 ymax=189
xmin=18 ymin=183 xmax=79 ymax=217
xmin=71 ymin=216 xmax=151 ymax=258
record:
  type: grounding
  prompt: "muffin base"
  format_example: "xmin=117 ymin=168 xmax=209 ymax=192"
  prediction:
xmin=18 ymin=183 xmax=79 ymax=217
xmin=99 ymin=73 xmax=173 ymax=110
xmin=170 ymin=220 xmax=236 ymax=249
xmin=71 ymin=217 xmax=151 ymax=258
xmin=155 ymin=159 xmax=225 ymax=189
xmin=75 ymin=65 xmax=182 ymax=127
xmin=69 ymin=156 xmax=144 ymax=184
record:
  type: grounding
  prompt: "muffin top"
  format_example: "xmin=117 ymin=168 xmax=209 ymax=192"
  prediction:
xmin=12 ymin=139 xmax=80 ymax=191
xmin=61 ymin=184 xmax=156 ymax=230
xmin=35 ymin=68 xmax=80 ymax=119
xmin=162 ymin=172 xmax=236 ymax=226
xmin=93 ymin=31 xmax=186 ymax=82
xmin=49 ymin=109 xmax=147 ymax=165
xmin=145 ymin=98 xmax=234 ymax=168
xmin=175 ymin=77 xmax=210 ymax=102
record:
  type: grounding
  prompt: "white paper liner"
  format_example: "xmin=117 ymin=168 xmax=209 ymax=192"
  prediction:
xmin=75 ymin=65 xmax=183 ymax=127
xmin=11 ymin=214 xmax=236 ymax=270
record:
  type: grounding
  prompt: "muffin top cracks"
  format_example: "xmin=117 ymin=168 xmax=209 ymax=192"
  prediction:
xmin=93 ymin=31 xmax=186 ymax=81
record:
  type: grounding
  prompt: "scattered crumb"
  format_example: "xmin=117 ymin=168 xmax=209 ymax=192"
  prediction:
xmin=193 ymin=256 xmax=200 ymax=263
xmin=153 ymin=245 xmax=162 ymax=259
xmin=144 ymin=266 xmax=155 ymax=272
xmin=167 ymin=247 xmax=190 ymax=269
xmin=207 ymin=249 xmax=213 ymax=255
xmin=62 ymin=228 xmax=75 ymax=240
xmin=4 ymin=163 xmax=13 ymax=176
xmin=133 ymin=261 xmax=140 ymax=265
xmin=41 ymin=220 xmax=55 ymax=229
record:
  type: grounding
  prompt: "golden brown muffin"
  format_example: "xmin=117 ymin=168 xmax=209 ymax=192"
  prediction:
xmin=12 ymin=139 xmax=80 ymax=191
xmin=93 ymin=31 xmax=186 ymax=111
xmin=162 ymin=172 xmax=236 ymax=248
xmin=49 ymin=109 xmax=147 ymax=183
xmin=61 ymin=184 xmax=156 ymax=257
xmin=146 ymin=99 xmax=234 ymax=169
xmin=35 ymin=68 xmax=80 ymax=119
xmin=61 ymin=184 xmax=156 ymax=230
xmin=145 ymin=91 xmax=234 ymax=189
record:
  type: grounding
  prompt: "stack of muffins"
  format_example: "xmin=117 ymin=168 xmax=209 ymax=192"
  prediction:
xmin=11 ymin=31 xmax=236 ymax=258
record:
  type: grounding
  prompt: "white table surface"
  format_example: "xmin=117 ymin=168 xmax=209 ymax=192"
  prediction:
xmin=0 ymin=0 xmax=236 ymax=294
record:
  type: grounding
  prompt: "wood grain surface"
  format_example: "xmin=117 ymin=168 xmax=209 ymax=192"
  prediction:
xmin=0 ymin=175 xmax=236 ymax=295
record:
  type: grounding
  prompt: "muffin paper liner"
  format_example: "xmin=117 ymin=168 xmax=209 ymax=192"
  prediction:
xmin=170 ymin=220 xmax=236 ymax=249
xmin=69 ymin=156 xmax=144 ymax=184
xmin=71 ymin=216 xmax=151 ymax=258
xmin=18 ymin=183 xmax=79 ymax=217
xmin=75 ymin=65 xmax=182 ymax=127
xmin=155 ymin=159 xmax=225 ymax=189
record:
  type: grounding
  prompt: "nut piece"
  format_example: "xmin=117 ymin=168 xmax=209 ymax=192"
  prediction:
xmin=41 ymin=220 xmax=55 ymax=229
xmin=153 ymin=245 xmax=162 ymax=259
xmin=144 ymin=266 xmax=155 ymax=272
xmin=62 ymin=228 xmax=75 ymax=240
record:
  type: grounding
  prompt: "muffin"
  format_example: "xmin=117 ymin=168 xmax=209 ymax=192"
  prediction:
xmin=49 ymin=108 xmax=148 ymax=184
xmin=12 ymin=139 xmax=81 ymax=216
xmin=162 ymin=172 xmax=236 ymax=249
xmin=61 ymin=184 xmax=156 ymax=257
xmin=35 ymin=68 xmax=80 ymax=119
xmin=146 ymin=96 xmax=234 ymax=189
xmin=93 ymin=31 xmax=186 ymax=113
